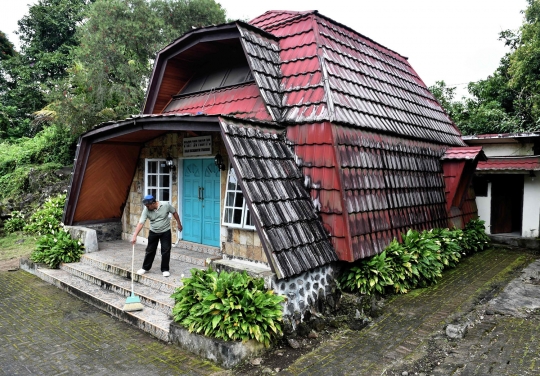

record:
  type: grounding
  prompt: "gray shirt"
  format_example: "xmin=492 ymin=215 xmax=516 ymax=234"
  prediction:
xmin=139 ymin=202 xmax=176 ymax=233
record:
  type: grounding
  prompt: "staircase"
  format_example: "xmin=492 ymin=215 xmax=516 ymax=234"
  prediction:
xmin=22 ymin=240 xmax=221 ymax=342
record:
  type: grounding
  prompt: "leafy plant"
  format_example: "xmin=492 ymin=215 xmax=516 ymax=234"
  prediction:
xmin=340 ymin=220 xmax=490 ymax=297
xmin=23 ymin=193 xmax=66 ymax=235
xmin=340 ymin=250 xmax=394 ymax=295
xmin=171 ymin=267 xmax=285 ymax=347
xmin=30 ymin=226 xmax=84 ymax=268
xmin=430 ymin=227 xmax=463 ymax=269
xmin=4 ymin=211 xmax=26 ymax=233
xmin=402 ymin=229 xmax=443 ymax=287
xmin=461 ymin=219 xmax=490 ymax=254
xmin=384 ymin=240 xmax=415 ymax=294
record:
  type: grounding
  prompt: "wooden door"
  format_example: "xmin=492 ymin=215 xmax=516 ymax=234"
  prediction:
xmin=490 ymin=175 xmax=523 ymax=234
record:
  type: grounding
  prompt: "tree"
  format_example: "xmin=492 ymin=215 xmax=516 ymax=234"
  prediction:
xmin=430 ymin=0 xmax=540 ymax=135
xmin=52 ymin=0 xmax=227 ymax=134
xmin=0 ymin=0 xmax=92 ymax=139
xmin=0 ymin=31 xmax=15 ymax=60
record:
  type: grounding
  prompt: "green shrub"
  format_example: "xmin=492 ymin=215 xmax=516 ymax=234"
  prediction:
xmin=340 ymin=219 xmax=490 ymax=296
xmin=0 ymin=125 xmax=76 ymax=200
xmin=402 ymin=229 xmax=444 ymax=287
xmin=462 ymin=219 xmax=490 ymax=254
xmin=30 ymin=227 xmax=84 ymax=268
xmin=384 ymin=239 xmax=415 ymax=294
xmin=23 ymin=193 xmax=66 ymax=235
xmin=430 ymin=227 xmax=463 ymax=269
xmin=171 ymin=268 xmax=285 ymax=347
xmin=340 ymin=250 xmax=394 ymax=295
xmin=4 ymin=211 xmax=26 ymax=233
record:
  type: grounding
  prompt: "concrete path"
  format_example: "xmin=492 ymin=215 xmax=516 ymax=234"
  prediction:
xmin=1 ymin=247 xmax=539 ymax=375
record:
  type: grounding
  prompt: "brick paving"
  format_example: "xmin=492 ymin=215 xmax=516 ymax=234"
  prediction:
xmin=282 ymin=248 xmax=539 ymax=375
xmin=0 ymin=270 xmax=223 ymax=376
xmin=1 ymin=247 xmax=539 ymax=375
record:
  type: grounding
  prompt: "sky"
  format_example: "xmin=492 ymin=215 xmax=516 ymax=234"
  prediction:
xmin=0 ymin=0 xmax=528 ymax=98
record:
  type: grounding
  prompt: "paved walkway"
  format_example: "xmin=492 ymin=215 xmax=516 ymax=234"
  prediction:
xmin=0 ymin=269 xmax=224 ymax=376
xmin=282 ymin=247 xmax=540 ymax=375
xmin=1 ymin=247 xmax=539 ymax=375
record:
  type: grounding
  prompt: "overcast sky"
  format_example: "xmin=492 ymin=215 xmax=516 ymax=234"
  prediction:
xmin=0 ymin=0 xmax=528 ymax=97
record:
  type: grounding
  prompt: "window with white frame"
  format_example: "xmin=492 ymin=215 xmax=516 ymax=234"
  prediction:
xmin=223 ymin=167 xmax=255 ymax=229
xmin=145 ymin=159 xmax=171 ymax=203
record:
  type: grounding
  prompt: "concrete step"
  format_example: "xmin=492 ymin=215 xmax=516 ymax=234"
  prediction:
xmin=34 ymin=267 xmax=171 ymax=342
xmin=61 ymin=262 xmax=175 ymax=315
xmin=80 ymin=252 xmax=180 ymax=295
xmin=173 ymin=240 xmax=221 ymax=257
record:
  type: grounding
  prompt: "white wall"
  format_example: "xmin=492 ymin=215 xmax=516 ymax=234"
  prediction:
xmin=481 ymin=143 xmax=534 ymax=157
xmin=522 ymin=175 xmax=540 ymax=238
xmin=476 ymin=182 xmax=491 ymax=234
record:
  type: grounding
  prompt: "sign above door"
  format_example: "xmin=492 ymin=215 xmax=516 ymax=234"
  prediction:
xmin=183 ymin=136 xmax=212 ymax=156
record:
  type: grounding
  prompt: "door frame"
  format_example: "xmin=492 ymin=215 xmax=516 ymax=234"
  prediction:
xmin=177 ymin=156 xmax=221 ymax=245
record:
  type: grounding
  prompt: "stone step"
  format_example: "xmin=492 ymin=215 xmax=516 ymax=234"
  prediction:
xmin=61 ymin=262 xmax=175 ymax=315
xmin=34 ymin=267 xmax=171 ymax=342
xmin=173 ymin=240 xmax=221 ymax=257
xmin=80 ymin=253 xmax=180 ymax=294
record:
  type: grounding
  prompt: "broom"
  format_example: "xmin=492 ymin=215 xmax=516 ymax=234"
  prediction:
xmin=123 ymin=244 xmax=144 ymax=312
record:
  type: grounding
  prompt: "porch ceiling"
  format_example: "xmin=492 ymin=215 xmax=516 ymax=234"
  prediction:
xmin=63 ymin=115 xmax=221 ymax=226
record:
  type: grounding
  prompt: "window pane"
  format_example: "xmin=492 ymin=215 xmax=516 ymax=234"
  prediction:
xmin=223 ymin=65 xmax=251 ymax=86
xmin=234 ymin=193 xmax=244 ymax=208
xmin=245 ymin=208 xmax=253 ymax=227
xmin=149 ymin=175 xmax=157 ymax=187
xmin=227 ymin=168 xmax=238 ymax=190
xmin=224 ymin=208 xmax=233 ymax=224
xmin=160 ymin=175 xmax=170 ymax=187
xmin=148 ymin=161 xmax=157 ymax=174
xmin=161 ymin=189 xmax=170 ymax=201
xmin=226 ymin=192 xmax=236 ymax=207
xmin=149 ymin=189 xmax=156 ymax=199
xmin=159 ymin=162 xmax=167 ymax=173
xmin=233 ymin=209 xmax=243 ymax=224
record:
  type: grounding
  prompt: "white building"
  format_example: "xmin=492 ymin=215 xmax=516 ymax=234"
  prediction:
xmin=463 ymin=133 xmax=540 ymax=238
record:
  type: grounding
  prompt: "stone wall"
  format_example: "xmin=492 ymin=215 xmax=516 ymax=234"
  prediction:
xmin=221 ymin=227 xmax=267 ymax=264
xmin=84 ymin=222 xmax=123 ymax=242
xmin=271 ymin=263 xmax=341 ymax=328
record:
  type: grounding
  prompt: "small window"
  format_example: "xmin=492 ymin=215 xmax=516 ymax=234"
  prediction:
xmin=223 ymin=167 xmax=255 ymax=229
xmin=145 ymin=159 xmax=172 ymax=203
xmin=473 ymin=175 xmax=488 ymax=197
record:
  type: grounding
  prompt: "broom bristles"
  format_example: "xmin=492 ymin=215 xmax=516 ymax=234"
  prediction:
xmin=123 ymin=294 xmax=144 ymax=312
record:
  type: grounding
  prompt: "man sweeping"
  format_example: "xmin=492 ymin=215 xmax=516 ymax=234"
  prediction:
xmin=130 ymin=194 xmax=183 ymax=277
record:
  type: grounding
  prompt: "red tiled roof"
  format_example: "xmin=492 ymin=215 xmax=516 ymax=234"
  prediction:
xmin=241 ymin=11 xmax=464 ymax=146
xmin=441 ymin=146 xmax=486 ymax=161
xmin=477 ymin=157 xmax=540 ymax=171
xmin=162 ymin=83 xmax=273 ymax=122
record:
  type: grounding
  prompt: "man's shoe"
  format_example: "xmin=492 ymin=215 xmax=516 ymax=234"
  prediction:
xmin=136 ymin=269 xmax=146 ymax=275
xmin=162 ymin=271 xmax=170 ymax=277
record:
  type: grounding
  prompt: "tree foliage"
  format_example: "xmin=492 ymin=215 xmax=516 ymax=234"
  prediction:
xmin=431 ymin=0 xmax=540 ymax=135
xmin=52 ymin=0 xmax=226 ymax=134
xmin=0 ymin=0 xmax=92 ymax=139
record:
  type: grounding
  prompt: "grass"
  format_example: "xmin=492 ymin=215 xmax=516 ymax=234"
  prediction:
xmin=0 ymin=232 xmax=37 ymax=261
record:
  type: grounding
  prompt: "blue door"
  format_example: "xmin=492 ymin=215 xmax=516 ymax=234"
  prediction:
xmin=182 ymin=159 xmax=221 ymax=246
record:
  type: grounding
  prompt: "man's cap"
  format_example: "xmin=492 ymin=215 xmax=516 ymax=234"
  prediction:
xmin=142 ymin=194 xmax=156 ymax=205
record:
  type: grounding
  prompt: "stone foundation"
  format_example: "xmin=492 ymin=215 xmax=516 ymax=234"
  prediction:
xmin=84 ymin=222 xmax=123 ymax=242
xmin=271 ymin=263 xmax=341 ymax=329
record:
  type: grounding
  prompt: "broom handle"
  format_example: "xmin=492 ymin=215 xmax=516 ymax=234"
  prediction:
xmin=131 ymin=244 xmax=135 ymax=295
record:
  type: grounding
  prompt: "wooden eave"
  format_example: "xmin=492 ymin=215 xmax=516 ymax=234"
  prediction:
xmin=63 ymin=116 xmax=220 ymax=226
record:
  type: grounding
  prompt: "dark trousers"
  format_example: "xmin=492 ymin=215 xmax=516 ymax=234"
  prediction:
xmin=142 ymin=230 xmax=171 ymax=272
